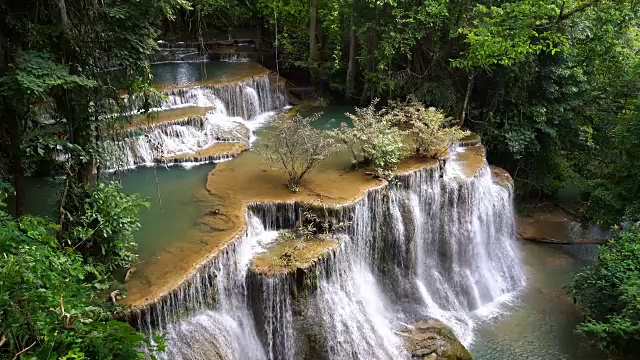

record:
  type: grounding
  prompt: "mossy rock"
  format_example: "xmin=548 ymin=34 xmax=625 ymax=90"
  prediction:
xmin=250 ymin=231 xmax=338 ymax=277
xmin=404 ymin=320 xmax=472 ymax=360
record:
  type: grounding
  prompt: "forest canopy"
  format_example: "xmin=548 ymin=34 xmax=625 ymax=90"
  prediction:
xmin=155 ymin=0 xmax=640 ymax=225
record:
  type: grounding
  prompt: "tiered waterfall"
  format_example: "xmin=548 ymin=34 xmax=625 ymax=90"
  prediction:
xmin=106 ymin=74 xmax=287 ymax=170
xmin=131 ymin=146 xmax=526 ymax=359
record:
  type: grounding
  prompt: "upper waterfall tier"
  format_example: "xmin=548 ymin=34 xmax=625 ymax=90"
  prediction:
xmin=127 ymin=107 xmax=213 ymax=129
xmin=107 ymin=67 xmax=287 ymax=170
xmin=103 ymin=111 xmax=251 ymax=170
xmin=127 ymin=72 xmax=288 ymax=120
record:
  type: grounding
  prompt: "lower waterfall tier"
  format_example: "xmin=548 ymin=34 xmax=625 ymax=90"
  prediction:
xmin=247 ymin=232 xmax=339 ymax=360
xmin=125 ymin=145 xmax=525 ymax=360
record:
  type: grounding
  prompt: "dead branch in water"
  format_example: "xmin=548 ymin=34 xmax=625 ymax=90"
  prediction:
xmin=518 ymin=234 xmax=608 ymax=245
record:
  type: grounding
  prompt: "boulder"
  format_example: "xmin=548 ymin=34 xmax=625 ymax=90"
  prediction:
xmin=404 ymin=320 xmax=472 ymax=360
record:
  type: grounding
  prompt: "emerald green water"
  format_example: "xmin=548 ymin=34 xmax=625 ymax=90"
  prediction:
xmin=106 ymin=165 xmax=213 ymax=261
xmin=20 ymin=165 xmax=214 ymax=263
xmin=470 ymin=241 xmax=603 ymax=359
xmin=301 ymin=104 xmax=354 ymax=129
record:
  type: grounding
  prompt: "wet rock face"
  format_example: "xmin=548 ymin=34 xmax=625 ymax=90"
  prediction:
xmin=208 ymin=120 xmax=251 ymax=143
xmin=404 ymin=320 xmax=472 ymax=360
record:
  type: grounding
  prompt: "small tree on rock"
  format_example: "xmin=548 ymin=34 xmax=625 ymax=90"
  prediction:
xmin=259 ymin=113 xmax=340 ymax=191
xmin=385 ymin=98 xmax=469 ymax=158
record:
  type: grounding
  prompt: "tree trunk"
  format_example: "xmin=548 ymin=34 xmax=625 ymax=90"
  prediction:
xmin=56 ymin=0 xmax=70 ymax=35
xmin=460 ymin=71 xmax=476 ymax=128
xmin=345 ymin=9 xmax=356 ymax=99
xmin=309 ymin=0 xmax=318 ymax=86
xmin=7 ymin=111 xmax=25 ymax=217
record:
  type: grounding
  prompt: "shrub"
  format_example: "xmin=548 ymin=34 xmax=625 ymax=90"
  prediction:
xmin=66 ymin=182 xmax=149 ymax=271
xmin=259 ymin=113 xmax=340 ymax=191
xmin=333 ymin=100 xmax=408 ymax=174
xmin=566 ymin=228 xmax=640 ymax=355
xmin=384 ymin=98 xmax=469 ymax=157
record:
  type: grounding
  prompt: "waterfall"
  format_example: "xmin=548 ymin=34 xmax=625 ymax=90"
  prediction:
xmin=127 ymin=74 xmax=288 ymax=119
xmin=249 ymin=275 xmax=296 ymax=360
xmin=244 ymin=87 xmax=261 ymax=119
xmin=312 ymin=234 xmax=408 ymax=359
xmin=106 ymin=73 xmax=287 ymax=170
xmin=133 ymin=155 xmax=525 ymax=359
xmin=389 ymin=158 xmax=525 ymax=344
xmin=103 ymin=110 xmax=250 ymax=170
xmin=219 ymin=53 xmax=251 ymax=63
xmin=149 ymin=214 xmax=278 ymax=360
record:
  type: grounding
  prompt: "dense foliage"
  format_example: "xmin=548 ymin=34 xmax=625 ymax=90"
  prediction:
xmin=333 ymin=100 xmax=466 ymax=175
xmin=1 ymin=0 xmax=186 ymax=217
xmin=64 ymin=182 xmax=149 ymax=272
xmin=0 ymin=183 xmax=160 ymax=359
xmin=1 ymin=0 xmax=184 ymax=357
xmin=335 ymin=101 xmax=409 ymax=174
xmin=567 ymin=229 xmax=640 ymax=355
xmin=247 ymin=0 xmax=640 ymax=227
xmin=384 ymin=98 xmax=469 ymax=157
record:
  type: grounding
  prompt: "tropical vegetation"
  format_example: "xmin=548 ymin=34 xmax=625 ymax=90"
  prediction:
xmin=567 ymin=228 xmax=640 ymax=356
xmin=2 ymin=0 xmax=640 ymax=357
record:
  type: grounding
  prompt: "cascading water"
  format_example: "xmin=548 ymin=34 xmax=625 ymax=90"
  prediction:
xmin=151 ymin=214 xmax=278 ymax=360
xmin=103 ymin=109 xmax=249 ymax=170
xmin=244 ymin=87 xmax=261 ymax=119
xmin=311 ymin=233 xmax=408 ymax=359
xmin=219 ymin=53 xmax=251 ymax=63
xmin=133 ymin=147 xmax=525 ymax=359
xmin=387 ymin=149 xmax=525 ymax=344
xmin=127 ymin=74 xmax=287 ymax=119
xmin=106 ymin=73 xmax=287 ymax=170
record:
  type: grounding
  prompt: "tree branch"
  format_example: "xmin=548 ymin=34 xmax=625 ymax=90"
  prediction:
xmin=536 ymin=0 xmax=606 ymax=29
xmin=558 ymin=0 xmax=600 ymax=21
xmin=12 ymin=342 xmax=36 ymax=360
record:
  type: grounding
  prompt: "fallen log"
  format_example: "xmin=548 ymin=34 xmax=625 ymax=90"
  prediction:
xmin=518 ymin=234 xmax=608 ymax=245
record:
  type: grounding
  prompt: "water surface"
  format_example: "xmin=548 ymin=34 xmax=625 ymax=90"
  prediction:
xmin=19 ymin=165 xmax=214 ymax=264
xmin=470 ymin=237 xmax=604 ymax=359
xmin=107 ymin=165 xmax=214 ymax=262
xmin=152 ymin=61 xmax=266 ymax=88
